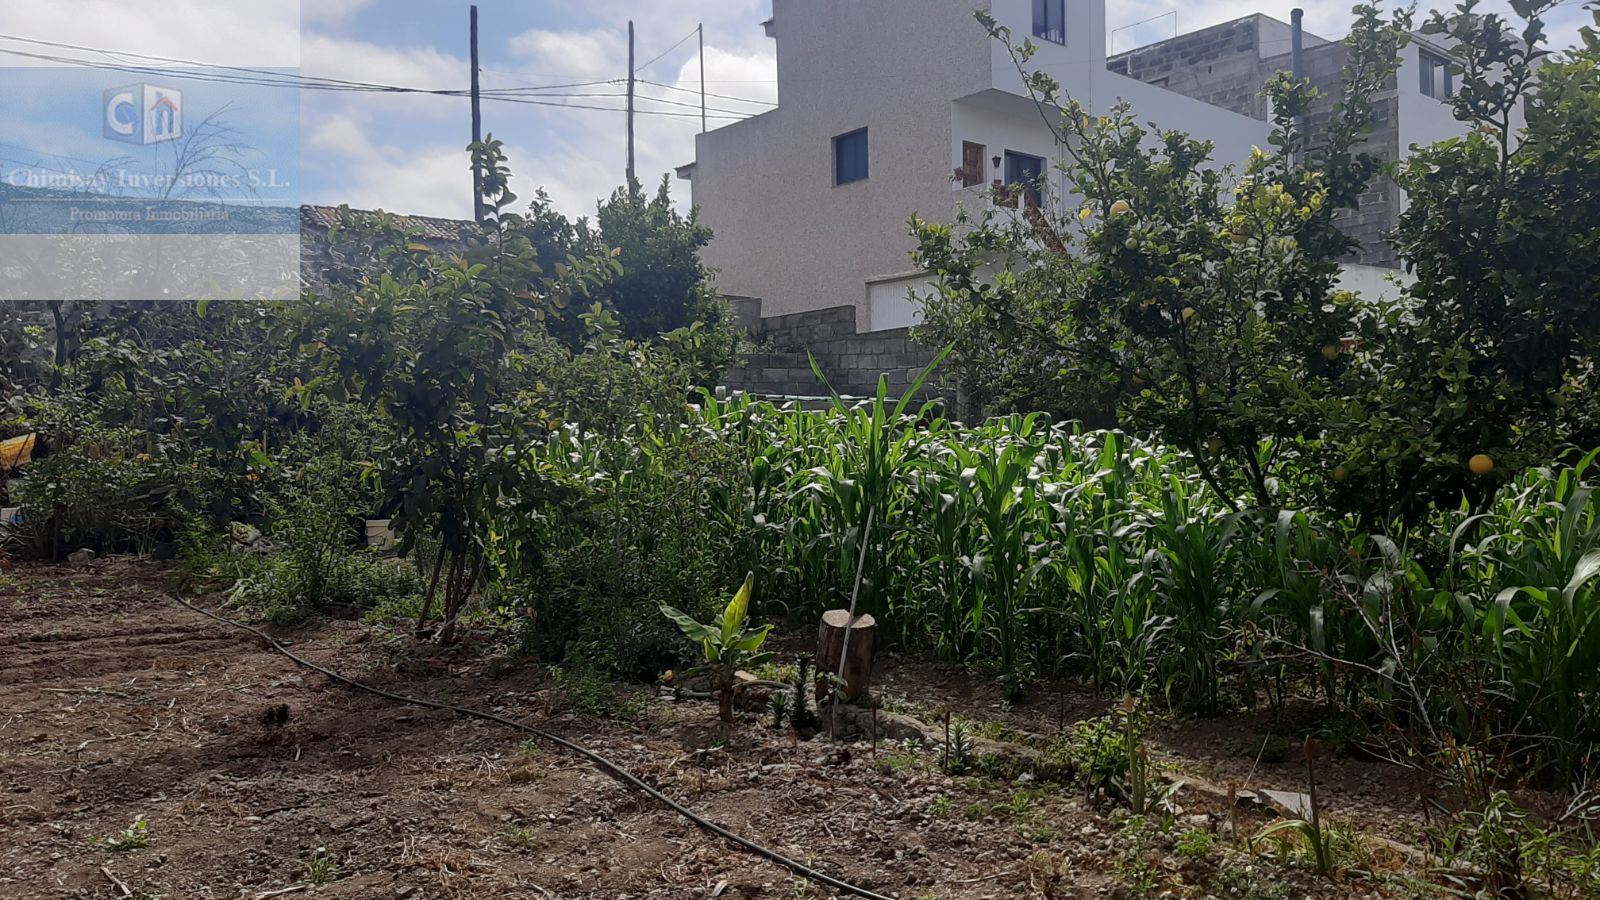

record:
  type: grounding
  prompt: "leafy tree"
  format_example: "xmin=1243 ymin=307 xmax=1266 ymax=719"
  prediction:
xmin=296 ymin=137 xmax=613 ymax=643
xmin=1330 ymin=0 xmax=1600 ymax=523
xmin=913 ymin=5 xmax=1411 ymax=508
xmin=527 ymin=176 xmax=739 ymax=380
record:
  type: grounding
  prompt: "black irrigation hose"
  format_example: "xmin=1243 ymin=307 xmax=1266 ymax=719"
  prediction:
xmin=169 ymin=595 xmax=897 ymax=900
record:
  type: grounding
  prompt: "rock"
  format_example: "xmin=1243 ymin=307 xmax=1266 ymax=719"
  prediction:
xmin=1259 ymin=788 xmax=1314 ymax=820
xmin=66 ymin=548 xmax=96 ymax=566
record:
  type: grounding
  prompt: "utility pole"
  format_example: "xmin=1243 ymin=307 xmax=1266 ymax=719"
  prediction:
xmin=470 ymin=4 xmax=483 ymax=222
xmin=1290 ymin=7 xmax=1306 ymax=167
xmin=698 ymin=23 xmax=707 ymax=134
xmin=626 ymin=20 xmax=636 ymax=185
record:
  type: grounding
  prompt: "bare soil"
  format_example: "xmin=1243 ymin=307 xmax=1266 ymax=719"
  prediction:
xmin=2 ymin=558 xmax=1444 ymax=899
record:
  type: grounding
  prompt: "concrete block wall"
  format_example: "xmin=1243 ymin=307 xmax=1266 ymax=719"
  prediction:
xmin=1107 ymin=18 xmax=1269 ymax=120
xmin=720 ymin=298 xmax=943 ymax=402
xmin=1110 ymin=31 xmax=1403 ymax=268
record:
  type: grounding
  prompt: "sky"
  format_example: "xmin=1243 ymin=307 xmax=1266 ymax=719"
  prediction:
xmin=0 ymin=0 xmax=1591 ymax=224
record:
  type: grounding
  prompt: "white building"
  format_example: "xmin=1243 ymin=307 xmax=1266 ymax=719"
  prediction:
xmin=680 ymin=0 xmax=1481 ymax=333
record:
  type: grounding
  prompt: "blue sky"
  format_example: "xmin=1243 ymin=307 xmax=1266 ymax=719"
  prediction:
xmin=0 ymin=0 xmax=1590 ymax=223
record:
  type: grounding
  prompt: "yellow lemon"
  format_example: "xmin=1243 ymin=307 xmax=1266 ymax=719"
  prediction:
xmin=1206 ymin=437 xmax=1224 ymax=455
xmin=1110 ymin=199 xmax=1132 ymax=217
xmin=1469 ymin=454 xmax=1495 ymax=476
xmin=1332 ymin=465 xmax=1349 ymax=482
xmin=1321 ymin=344 xmax=1341 ymax=361
xmin=1182 ymin=307 xmax=1197 ymax=322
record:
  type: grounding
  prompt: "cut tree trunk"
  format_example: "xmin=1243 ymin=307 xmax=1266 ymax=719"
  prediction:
xmin=815 ymin=609 xmax=875 ymax=704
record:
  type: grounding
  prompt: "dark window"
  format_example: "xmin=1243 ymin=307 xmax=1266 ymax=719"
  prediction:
xmin=1004 ymin=151 xmax=1045 ymax=207
xmin=833 ymin=128 xmax=868 ymax=185
xmin=1419 ymin=49 xmax=1455 ymax=100
xmin=1032 ymin=0 xmax=1066 ymax=44
xmin=959 ymin=141 xmax=986 ymax=187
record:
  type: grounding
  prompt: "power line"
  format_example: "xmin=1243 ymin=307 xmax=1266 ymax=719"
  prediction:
xmin=481 ymin=88 xmax=752 ymax=119
xmin=639 ymin=78 xmax=776 ymax=106
xmin=480 ymin=79 xmax=619 ymax=94
xmin=0 ymin=32 xmax=452 ymax=94
xmin=631 ymin=91 xmax=770 ymax=117
xmin=0 ymin=42 xmax=745 ymax=120
xmin=636 ymin=26 xmax=698 ymax=73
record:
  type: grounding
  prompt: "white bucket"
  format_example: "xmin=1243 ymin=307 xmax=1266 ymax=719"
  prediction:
xmin=364 ymin=519 xmax=398 ymax=551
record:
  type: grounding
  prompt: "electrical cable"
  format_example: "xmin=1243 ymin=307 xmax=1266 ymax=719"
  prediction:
xmin=638 ymin=79 xmax=777 ymax=106
xmin=0 ymin=46 xmax=739 ymax=120
xmin=167 ymin=593 xmax=899 ymax=900
xmin=0 ymin=37 xmax=749 ymax=121
xmin=635 ymin=26 xmax=699 ymax=73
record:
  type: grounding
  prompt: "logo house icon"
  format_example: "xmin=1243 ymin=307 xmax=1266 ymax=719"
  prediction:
xmin=103 ymin=84 xmax=183 ymax=145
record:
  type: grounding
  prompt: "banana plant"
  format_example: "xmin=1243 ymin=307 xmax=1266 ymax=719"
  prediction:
xmin=660 ymin=572 xmax=773 ymax=723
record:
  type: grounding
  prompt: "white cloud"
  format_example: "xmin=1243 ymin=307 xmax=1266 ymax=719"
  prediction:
xmin=1 ymin=0 xmax=300 ymax=66
xmin=304 ymin=113 xmax=473 ymax=218
xmin=301 ymin=34 xmax=465 ymax=89
xmin=301 ymin=0 xmax=375 ymax=25
xmin=507 ymin=28 xmax=626 ymax=80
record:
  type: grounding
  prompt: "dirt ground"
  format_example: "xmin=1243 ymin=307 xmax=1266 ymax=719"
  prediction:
xmin=3 ymin=558 xmax=1443 ymax=899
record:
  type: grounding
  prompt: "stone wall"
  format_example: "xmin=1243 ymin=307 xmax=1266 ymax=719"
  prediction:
xmin=720 ymin=298 xmax=944 ymax=402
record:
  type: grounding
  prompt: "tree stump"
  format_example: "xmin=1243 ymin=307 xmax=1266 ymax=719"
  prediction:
xmin=816 ymin=609 xmax=875 ymax=703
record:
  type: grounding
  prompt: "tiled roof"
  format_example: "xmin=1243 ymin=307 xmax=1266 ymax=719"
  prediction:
xmin=299 ymin=204 xmax=476 ymax=243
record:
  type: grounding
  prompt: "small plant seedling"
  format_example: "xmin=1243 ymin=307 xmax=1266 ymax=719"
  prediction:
xmin=1026 ymin=848 xmax=1072 ymax=897
xmin=499 ymin=825 xmax=539 ymax=848
xmin=769 ymin=691 xmax=790 ymax=729
xmin=303 ymin=848 xmax=340 ymax=885
xmin=790 ymin=657 xmax=817 ymax=732
xmin=660 ymin=572 xmax=773 ymax=723
xmin=943 ymin=712 xmax=975 ymax=774
xmin=1254 ymin=738 xmax=1339 ymax=875
xmin=104 ymin=816 xmax=150 ymax=851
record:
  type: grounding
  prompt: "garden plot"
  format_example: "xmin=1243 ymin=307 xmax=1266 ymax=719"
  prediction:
xmin=0 ymin=558 xmax=1481 ymax=899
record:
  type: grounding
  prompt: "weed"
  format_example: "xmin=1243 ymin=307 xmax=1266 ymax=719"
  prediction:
xmin=927 ymin=795 xmax=953 ymax=819
xmin=302 ymin=848 xmax=340 ymax=885
xmin=751 ymin=660 xmax=798 ymax=684
xmin=1025 ymin=848 xmax=1072 ymax=898
xmin=1111 ymin=815 xmax=1170 ymax=897
xmin=499 ymin=825 xmax=539 ymax=848
xmin=1255 ymin=819 xmax=1364 ymax=875
xmin=1176 ymin=827 xmax=1216 ymax=859
xmin=1210 ymin=865 xmax=1292 ymax=900
xmin=103 ymin=817 xmax=149 ymax=852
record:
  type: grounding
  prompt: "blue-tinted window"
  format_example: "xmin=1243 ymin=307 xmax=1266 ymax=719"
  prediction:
xmin=1033 ymin=0 xmax=1066 ymax=44
xmin=834 ymin=128 xmax=868 ymax=185
xmin=1005 ymin=151 xmax=1045 ymax=207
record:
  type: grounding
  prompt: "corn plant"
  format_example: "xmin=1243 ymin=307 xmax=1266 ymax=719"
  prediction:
xmin=1441 ymin=450 xmax=1600 ymax=779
